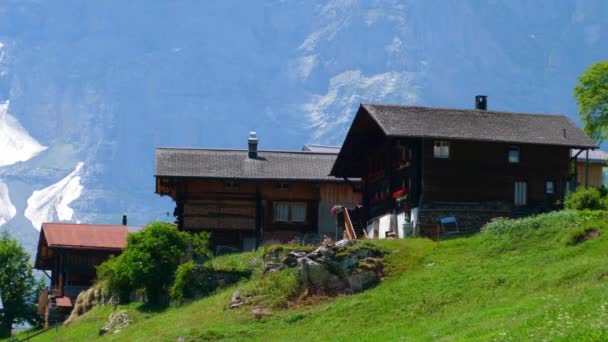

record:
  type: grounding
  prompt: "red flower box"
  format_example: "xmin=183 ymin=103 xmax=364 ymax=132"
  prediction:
xmin=392 ymin=188 xmax=408 ymax=199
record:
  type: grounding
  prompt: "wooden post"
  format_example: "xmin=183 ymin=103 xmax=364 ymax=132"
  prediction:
xmin=254 ymin=186 xmax=262 ymax=250
xmin=585 ymin=149 xmax=589 ymax=188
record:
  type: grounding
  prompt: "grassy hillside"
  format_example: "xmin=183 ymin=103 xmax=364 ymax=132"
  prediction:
xmin=11 ymin=210 xmax=608 ymax=341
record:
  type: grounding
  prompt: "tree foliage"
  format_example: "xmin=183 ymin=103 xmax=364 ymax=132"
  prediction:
xmin=0 ymin=230 xmax=43 ymax=338
xmin=97 ymin=222 xmax=190 ymax=305
xmin=574 ymin=61 xmax=608 ymax=143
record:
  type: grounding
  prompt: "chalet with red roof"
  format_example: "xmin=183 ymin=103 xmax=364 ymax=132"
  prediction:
xmin=34 ymin=221 xmax=141 ymax=325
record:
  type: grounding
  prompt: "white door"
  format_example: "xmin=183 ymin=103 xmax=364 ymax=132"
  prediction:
xmin=514 ymin=181 xmax=527 ymax=206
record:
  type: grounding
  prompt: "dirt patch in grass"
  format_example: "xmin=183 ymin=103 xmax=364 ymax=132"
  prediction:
xmin=573 ymin=228 xmax=599 ymax=244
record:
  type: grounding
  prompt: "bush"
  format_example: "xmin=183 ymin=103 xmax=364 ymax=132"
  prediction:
xmin=170 ymin=261 xmax=251 ymax=304
xmin=191 ymin=231 xmax=212 ymax=264
xmin=97 ymin=222 xmax=190 ymax=305
xmin=481 ymin=210 xmax=580 ymax=235
xmin=564 ymin=187 xmax=608 ymax=210
xmin=170 ymin=261 xmax=197 ymax=304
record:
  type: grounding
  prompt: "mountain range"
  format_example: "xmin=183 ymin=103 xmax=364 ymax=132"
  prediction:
xmin=0 ymin=0 xmax=606 ymax=255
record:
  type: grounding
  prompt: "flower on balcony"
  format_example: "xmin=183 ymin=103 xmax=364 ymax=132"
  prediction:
xmin=392 ymin=188 xmax=408 ymax=199
xmin=330 ymin=205 xmax=344 ymax=215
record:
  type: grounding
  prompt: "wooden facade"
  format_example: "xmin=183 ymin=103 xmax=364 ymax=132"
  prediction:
xmin=573 ymin=149 xmax=608 ymax=188
xmin=360 ymin=138 xmax=571 ymax=224
xmin=157 ymin=177 xmax=360 ymax=250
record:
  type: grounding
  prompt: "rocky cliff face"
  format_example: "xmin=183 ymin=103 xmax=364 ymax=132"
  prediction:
xmin=0 ymin=0 xmax=605 ymax=255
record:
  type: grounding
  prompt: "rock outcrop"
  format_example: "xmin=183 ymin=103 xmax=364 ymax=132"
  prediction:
xmin=265 ymin=240 xmax=384 ymax=295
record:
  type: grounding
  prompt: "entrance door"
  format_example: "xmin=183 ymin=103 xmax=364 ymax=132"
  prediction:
xmin=514 ymin=181 xmax=527 ymax=206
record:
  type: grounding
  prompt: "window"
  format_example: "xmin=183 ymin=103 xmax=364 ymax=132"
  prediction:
xmin=433 ymin=141 xmax=450 ymax=159
xmin=509 ymin=146 xmax=520 ymax=163
xmin=275 ymin=182 xmax=289 ymax=191
xmin=274 ymin=202 xmax=289 ymax=221
xmin=224 ymin=180 xmax=239 ymax=190
xmin=603 ymin=167 xmax=608 ymax=187
xmin=546 ymin=181 xmax=554 ymax=194
xmin=290 ymin=203 xmax=306 ymax=222
xmin=273 ymin=202 xmax=307 ymax=222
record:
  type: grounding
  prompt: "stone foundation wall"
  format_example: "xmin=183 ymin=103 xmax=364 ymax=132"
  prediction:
xmin=418 ymin=201 xmax=513 ymax=232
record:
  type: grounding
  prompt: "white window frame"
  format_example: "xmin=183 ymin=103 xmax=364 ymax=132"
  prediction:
xmin=546 ymin=180 xmax=554 ymax=195
xmin=273 ymin=202 xmax=307 ymax=223
xmin=290 ymin=202 xmax=307 ymax=222
xmin=433 ymin=141 xmax=450 ymax=159
xmin=273 ymin=202 xmax=290 ymax=222
xmin=509 ymin=146 xmax=520 ymax=164
xmin=276 ymin=182 xmax=289 ymax=191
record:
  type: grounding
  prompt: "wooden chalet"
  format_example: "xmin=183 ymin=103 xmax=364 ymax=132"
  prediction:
xmin=34 ymin=222 xmax=141 ymax=325
xmin=155 ymin=133 xmax=361 ymax=251
xmin=330 ymin=96 xmax=597 ymax=235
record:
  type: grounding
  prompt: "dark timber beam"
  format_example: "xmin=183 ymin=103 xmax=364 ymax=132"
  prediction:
xmin=254 ymin=185 xmax=262 ymax=250
xmin=585 ymin=149 xmax=589 ymax=188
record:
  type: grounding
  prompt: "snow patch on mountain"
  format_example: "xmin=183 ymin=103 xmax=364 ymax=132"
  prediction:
xmin=298 ymin=0 xmax=356 ymax=52
xmin=0 ymin=180 xmax=16 ymax=226
xmin=0 ymin=101 xmax=47 ymax=167
xmin=304 ymin=70 xmax=417 ymax=143
xmin=25 ymin=162 xmax=84 ymax=230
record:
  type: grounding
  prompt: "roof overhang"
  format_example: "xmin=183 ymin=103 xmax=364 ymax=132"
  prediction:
xmin=154 ymin=174 xmax=350 ymax=183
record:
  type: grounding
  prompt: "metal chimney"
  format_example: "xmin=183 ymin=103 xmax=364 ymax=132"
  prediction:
xmin=475 ymin=95 xmax=487 ymax=110
xmin=122 ymin=215 xmax=127 ymax=226
xmin=248 ymin=132 xmax=258 ymax=159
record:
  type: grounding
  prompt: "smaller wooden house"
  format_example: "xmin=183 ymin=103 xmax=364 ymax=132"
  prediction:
xmin=155 ymin=133 xmax=361 ymax=251
xmin=34 ymin=222 xmax=141 ymax=325
xmin=572 ymin=149 xmax=608 ymax=188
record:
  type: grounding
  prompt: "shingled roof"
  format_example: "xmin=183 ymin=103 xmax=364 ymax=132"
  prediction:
xmin=331 ymin=103 xmax=597 ymax=177
xmin=362 ymin=104 xmax=596 ymax=148
xmin=40 ymin=223 xmax=140 ymax=250
xmin=155 ymin=148 xmax=343 ymax=181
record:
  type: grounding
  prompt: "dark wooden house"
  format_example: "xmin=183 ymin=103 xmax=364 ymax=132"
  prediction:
xmin=330 ymin=97 xmax=597 ymax=234
xmin=34 ymin=222 xmax=141 ymax=324
xmin=155 ymin=133 xmax=361 ymax=251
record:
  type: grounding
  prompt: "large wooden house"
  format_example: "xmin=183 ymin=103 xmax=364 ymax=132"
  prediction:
xmin=330 ymin=97 xmax=597 ymax=234
xmin=34 ymin=222 xmax=141 ymax=325
xmin=155 ymin=134 xmax=361 ymax=251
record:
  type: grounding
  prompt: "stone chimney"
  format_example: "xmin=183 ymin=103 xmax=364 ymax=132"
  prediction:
xmin=248 ymin=132 xmax=258 ymax=159
xmin=475 ymin=95 xmax=487 ymax=110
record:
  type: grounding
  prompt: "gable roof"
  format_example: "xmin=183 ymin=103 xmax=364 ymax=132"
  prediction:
xmin=155 ymin=148 xmax=344 ymax=181
xmin=41 ymin=223 xmax=140 ymax=250
xmin=362 ymin=104 xmax=596 ymax=148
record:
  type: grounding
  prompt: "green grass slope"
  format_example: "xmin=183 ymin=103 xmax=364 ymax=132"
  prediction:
xmin=17 ymin=210 xmax=608 ymax=341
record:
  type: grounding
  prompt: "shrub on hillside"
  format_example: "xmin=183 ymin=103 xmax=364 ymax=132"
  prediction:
xmin=170 ymin=261 xmax=197 ymax=304
xmin=564 ymin=187 xmax=608 ymax=210
xmin=97 ymin=222 xmax=190 ymax=305
xmin=481 ymin=210 xmax=580 ymax=235
xmin=170 ymin=261 xmax=252 ymax=304
xmin=191 ymin=230 xmax=213 ymax=264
